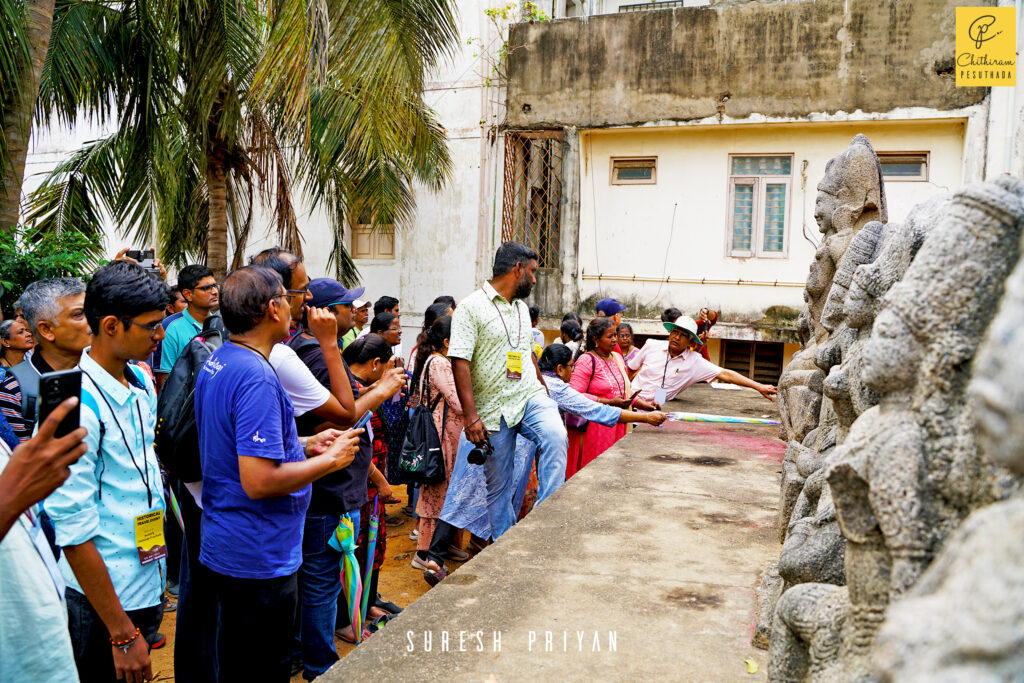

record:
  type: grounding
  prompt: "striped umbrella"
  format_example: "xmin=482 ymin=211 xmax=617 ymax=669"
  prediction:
xmin=328 ymin=515 xmax=363 ymax=642
xmin=167 ymin=487 xmax=185 ymax=532
xmin=359 ymin=496 xmax=380 ymax=636
xmin=668 ymin=411 xmax=780 ymax=425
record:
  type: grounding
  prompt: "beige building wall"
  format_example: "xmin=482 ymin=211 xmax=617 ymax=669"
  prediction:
xmin=576 ymin=118 xmax=967 ymax=319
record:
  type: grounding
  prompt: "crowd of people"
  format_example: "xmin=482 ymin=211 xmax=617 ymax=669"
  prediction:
xmin=0 ymin=240 xmax=777 ymax=683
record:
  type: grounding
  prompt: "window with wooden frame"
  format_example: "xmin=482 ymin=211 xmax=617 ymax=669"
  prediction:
xmin=877 ymin=152 xmax=928 ymax=182
xmin=720 ymin=340 xmax=784 ymax=385
xmin=610 ymin=157 xmax=657 ymax=185
xmin=727 ymin=155 xmax=792 ymax=258
xmin=350 ymin=213 xmax=395 ymax=260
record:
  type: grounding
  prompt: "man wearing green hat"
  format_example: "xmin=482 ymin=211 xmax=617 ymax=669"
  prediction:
xmin=627 ymin=315 xmax=777 ymax=404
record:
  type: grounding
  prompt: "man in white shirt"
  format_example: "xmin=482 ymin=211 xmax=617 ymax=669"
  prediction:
xmin=628 ymin=316 xmax=777 ymax=404
xmin=0 ymin=398 xmax=86 ymax=682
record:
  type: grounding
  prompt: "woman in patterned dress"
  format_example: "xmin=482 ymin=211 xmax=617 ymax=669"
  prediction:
xmin=409 ymin=317 xmax=465 ymax=570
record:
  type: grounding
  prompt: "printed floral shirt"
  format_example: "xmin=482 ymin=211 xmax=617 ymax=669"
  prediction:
xmin=448 ymin=281 xmax=543 ymax=432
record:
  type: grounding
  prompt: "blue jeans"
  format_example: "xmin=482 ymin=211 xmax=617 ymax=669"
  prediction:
xmin=299 ymin=510 xmax=359 ymax=680
xmin=482 ymin=393 xmax=567 ymax=539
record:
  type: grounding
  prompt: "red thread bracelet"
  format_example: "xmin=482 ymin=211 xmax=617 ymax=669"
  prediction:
xmin=110 ymin=627 xmax=140 ymax=650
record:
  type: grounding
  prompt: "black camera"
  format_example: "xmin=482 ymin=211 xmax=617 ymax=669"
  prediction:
xmin=467 ymin=436 xmax=493 ymax=465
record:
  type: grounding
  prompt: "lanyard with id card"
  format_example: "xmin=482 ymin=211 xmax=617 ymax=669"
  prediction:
xmin=134 ymin=509 xmax=168 ymax=565
xmin=490 ymin=295 xmax=525 ymax=381
xmin=506 ymin=350 xmax=523 ymax=380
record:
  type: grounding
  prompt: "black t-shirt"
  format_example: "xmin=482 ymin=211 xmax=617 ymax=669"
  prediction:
xmin=289 ymin=336 xmax=371 ymax=515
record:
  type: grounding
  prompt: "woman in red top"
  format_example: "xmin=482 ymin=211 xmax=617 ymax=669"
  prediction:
xmin=697 ymin=308 xmax=718 ymax=362
xmin=567 ymin=318 xmax=658 ymax=477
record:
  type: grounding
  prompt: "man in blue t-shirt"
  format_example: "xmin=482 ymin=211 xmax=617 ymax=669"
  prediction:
xmin=194 ymin=265 xmax=361 ymax=682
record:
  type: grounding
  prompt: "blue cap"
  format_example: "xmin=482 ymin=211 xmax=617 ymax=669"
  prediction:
xmin=308 ymin=278 xmax=365 ymax=308
xmin=595 ymin=297 xmax=627 ymax=316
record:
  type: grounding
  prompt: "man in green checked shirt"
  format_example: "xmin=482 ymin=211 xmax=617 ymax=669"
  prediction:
xmin=448 ymin=242 xmax=569 ymax=540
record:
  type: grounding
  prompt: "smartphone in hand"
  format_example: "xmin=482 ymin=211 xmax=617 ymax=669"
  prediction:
xmin=353 ymin=410 xmax=373 ymax=431
xmin=37 ymin=369 xmax=82 ymax=438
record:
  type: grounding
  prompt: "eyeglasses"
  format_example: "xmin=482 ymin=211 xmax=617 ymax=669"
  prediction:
xmin=122 ymin=318 xmax=162 ymax=333
xmin=286 ymin=288 xmax=308 ymax=298
xmin=269 ymin=293 xmax=288 ymax=305
xmin=194 ymin=283 xmax=219 ymax=292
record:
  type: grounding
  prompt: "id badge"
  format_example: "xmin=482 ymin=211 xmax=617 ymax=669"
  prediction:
xmin=654 ymin=387 xmax=668 ymax=406
xmin=134 ymin=510 xmax=168 ymax=565
xmin=506 ymin=350 xmax=523 ymax=380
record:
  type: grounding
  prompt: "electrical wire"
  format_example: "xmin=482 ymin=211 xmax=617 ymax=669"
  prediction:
xmin=640 ymin=202 xmax=679 ymax=310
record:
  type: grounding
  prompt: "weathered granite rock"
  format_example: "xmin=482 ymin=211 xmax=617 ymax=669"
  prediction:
xmin=777 ymin=135 xmax=886 ymax=444
xmin=769 ymin=178 xmax=1024 ymax=682
xmin=775 ymin=195 xmax=953 ymax=586
xmin=870 ymin=181 xmax=1024 ymax=681
xmin=754 ymin=563 xmax=785 ymax=650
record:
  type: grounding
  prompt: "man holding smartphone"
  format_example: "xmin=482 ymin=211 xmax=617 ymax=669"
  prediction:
xmin=195 ymin=266 xmax=363 ymax=682
xmin=44 ymin=261 xmax=172 ymax=683
xmin=0 ymin=397 xmax=87 ymax=682
xmin=287 ymin=278 xmax=405 ymax=677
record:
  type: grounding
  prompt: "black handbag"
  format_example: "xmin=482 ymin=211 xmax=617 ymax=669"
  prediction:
xmin=398 ymin=358 xmax=447 ymax=485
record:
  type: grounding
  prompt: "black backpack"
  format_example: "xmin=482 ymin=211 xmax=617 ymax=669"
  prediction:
xmin=155 ymin=314 xmax=228 ymax=482
xmin=399 ymin=357 xmax=447 ymax=485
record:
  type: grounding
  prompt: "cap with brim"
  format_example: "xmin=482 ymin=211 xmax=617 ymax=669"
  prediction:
xmin=663 ymin=315 xmax=703 ymax=346
xmin=595 ymin=297 xmax=627 ymax=316
xmin=353 ymin=299 xmax=369 ymax=309
xmin=308 ymin=278 xmax=366 ymax=308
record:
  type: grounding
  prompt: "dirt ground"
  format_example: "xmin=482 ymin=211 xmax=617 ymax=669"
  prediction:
xmin=148 ymin=483 xmax=467 ymax=681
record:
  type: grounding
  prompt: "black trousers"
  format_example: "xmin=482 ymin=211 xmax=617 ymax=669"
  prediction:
xmin=425 ymin=519 xmax=458 ymax=567
xmin=66 ymin=587 xmax=164 ymax=683
xmin=210 ymin=569 xmax=299 ymax=683
xmin=174 ymin=479 xmax=217 ymax=683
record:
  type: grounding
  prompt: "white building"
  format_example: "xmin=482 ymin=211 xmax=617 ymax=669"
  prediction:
xmin=21 ymin=0 xmax=1023 ymax=382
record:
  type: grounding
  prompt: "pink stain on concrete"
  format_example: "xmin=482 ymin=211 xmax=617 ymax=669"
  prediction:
xmin=659 ymin=420 xmax=786 ymax=464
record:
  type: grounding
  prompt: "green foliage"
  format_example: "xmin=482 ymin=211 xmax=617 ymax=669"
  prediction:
xmin=0 ymin=226 xmax=102 ymax=314
xmin=23 ymin=0 xmax=460 ymax=284
xmin=477 ymin=2 xmax=549 ymax=88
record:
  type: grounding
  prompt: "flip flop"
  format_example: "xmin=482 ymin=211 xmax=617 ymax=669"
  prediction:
xmin=381 ymin=495 xmax=401 ymax=505
xmin=335 ymin=628 xmax=372 ymax=645
xmin=375 ymin=594 xmax=403 ymax=614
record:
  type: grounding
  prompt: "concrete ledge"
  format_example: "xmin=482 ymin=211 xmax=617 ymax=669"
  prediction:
xmin=323 ymin=385 xmax=783 ymax=681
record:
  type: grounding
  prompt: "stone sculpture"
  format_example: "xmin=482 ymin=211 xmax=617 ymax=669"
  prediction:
xmin=776 ymin=135 xmax=887 ymax=444
xmin=775 ymin=194 xmax=952 ymax=586
xmin=769 ymin=177 xmax=1024 ymax=682
xmin=870 ymin=238 xmax=1024 ymax=678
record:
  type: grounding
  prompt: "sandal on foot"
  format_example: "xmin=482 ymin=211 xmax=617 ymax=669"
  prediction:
xmin=335 ymin=627 xmax=372 ymax=644
xmin=423 ymin=566 xmax=448 ymax=587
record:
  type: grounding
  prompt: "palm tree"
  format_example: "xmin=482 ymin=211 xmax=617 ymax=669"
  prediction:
xmin=23 ymin=0 xmax=459 ymax=282
xmin=0 ymin=0 xmax=55 ymax=234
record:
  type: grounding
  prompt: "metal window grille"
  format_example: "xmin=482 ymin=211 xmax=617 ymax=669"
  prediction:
xmin=501 ymin=131 xmax=564 ymax=269
xmin=620 ymin=1 xmax=688 ymax=12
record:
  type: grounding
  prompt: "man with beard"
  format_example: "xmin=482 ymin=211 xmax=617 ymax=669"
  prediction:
xmin=447 ymin=242 xmax=568 ymax=541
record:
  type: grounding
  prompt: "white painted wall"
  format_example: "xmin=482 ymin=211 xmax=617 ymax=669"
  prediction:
xmin=576 ymin=118 xmax=968 ymax=318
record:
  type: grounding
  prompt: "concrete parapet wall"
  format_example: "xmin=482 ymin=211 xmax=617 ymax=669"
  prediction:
xmin=322 ymin=385 xmax=785 ymax=680
xmin=506 ymin=0 xmax=990 ymax=129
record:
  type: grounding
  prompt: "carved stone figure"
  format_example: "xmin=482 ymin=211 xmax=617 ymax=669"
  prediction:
xmin=777 ymin=135 xmax=887 ymax=444
xmin=870 ymin=179 xmax=1024 ymax=682
xmin=775 ymin=195 xmax=953 ymax=585
xmin=769 ymin=178 xmax=1024 ymax=682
